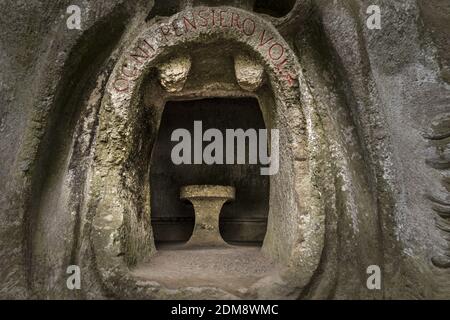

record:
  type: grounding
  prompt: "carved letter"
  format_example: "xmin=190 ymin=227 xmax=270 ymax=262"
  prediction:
xmin=259 ymin=29 xmax=273 ymax=47
xmin=197 ymin=9 xmax=209 ymax=27
xmin=159 ymin=25 xmax=171 ymax=41
xmin=231 ymin=12 xmax=241 ymax=29
xmin=113 ymin=78 xmax=129 ymax=92
xmin=242 ymin=18 xmax=255 ymax=36
xmin=172 ymin=19 xmax=184 ymax=36
xmin=130 ymin=40 xmax=155 ymax=64
xmin=269 ymin=43 xmax=284 ymax=61
xmin=219 ymin=10 xmax=229 ymax=28
xmin=183 ymin=15 xmax=197 ymax=32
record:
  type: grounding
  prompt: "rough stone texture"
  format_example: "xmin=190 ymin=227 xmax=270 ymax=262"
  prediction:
xmin=0 ymin=0 xmax=449 ymax=299
xmin=131 ymin=247 xmax=276 ymax=298
xmin=234 ymin=53 xmax=265 ymax=91
xmin=157 ymin=55 xmax=192 ymax=92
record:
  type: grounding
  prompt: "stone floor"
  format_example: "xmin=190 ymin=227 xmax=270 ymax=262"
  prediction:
xmin=130 ymin=245 xmax=276 ymax=296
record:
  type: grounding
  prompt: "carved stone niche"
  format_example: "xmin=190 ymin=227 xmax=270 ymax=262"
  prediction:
xmin=22 ymin=3 xmax=397 ymax=300
xmin=87 ymin=6 xmax=328 ymax=299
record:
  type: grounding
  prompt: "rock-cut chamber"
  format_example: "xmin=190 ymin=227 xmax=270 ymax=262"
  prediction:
xmin=150 ymin=97 xmax=270 ymax=248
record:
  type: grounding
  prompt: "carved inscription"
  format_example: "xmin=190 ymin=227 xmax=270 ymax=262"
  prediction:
xmin=113 ymin=8 xmax=297 ymax=92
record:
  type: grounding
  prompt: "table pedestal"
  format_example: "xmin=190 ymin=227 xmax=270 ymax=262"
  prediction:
xmin=180 ymin=185 xmax=235 ymax=247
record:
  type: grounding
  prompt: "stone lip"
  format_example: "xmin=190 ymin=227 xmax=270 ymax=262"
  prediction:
xmin=180 ymin=185 xmax=236 ymax=201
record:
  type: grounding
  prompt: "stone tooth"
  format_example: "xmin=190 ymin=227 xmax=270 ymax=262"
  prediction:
xmin=157 ymin=55 xmax=191 ymax=92
xmin=234 ymin=53 xmax=264 ymax=92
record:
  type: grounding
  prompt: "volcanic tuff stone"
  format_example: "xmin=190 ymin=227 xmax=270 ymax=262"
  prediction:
xmin=0 ymin=0 xmax=449 ymax=299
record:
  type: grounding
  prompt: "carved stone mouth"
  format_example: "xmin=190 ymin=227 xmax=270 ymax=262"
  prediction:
xmin=18 ymin=2 xmax=424 ymax=300
xmin=85 ymin=6 xmax=327 ymax=298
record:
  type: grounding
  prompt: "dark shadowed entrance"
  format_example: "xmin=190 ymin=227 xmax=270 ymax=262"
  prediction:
xmin=150 ymin=97 xmax=269 ymax=247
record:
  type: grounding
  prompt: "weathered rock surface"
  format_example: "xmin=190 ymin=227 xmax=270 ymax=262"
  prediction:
xmin=157 ymin=55 xmax=192 ymax=92
xmin=0 ymin=0 xmax=449 ymax=299
xmin=234 ymin=53 xmax=265 ymax=91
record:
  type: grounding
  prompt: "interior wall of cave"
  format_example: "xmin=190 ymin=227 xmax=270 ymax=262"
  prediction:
xmin=0 ymin=0 xmax=449 ymax=299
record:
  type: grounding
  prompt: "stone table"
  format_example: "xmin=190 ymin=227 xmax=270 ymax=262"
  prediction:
xmin=180 ymin=185 xmax=235 ymax=247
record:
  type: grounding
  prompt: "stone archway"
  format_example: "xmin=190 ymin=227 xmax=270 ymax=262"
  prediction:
xmin=5 ymin=0 xmax=450 ymax=301
xmin=88 ymin=6 xmax=327 ymax=298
